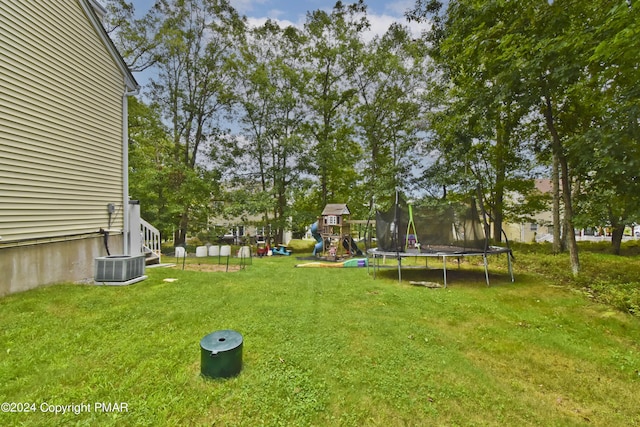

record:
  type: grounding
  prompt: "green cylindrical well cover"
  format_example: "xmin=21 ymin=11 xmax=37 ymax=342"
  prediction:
xmin=200 ymin=330 xmax=243 ymax=379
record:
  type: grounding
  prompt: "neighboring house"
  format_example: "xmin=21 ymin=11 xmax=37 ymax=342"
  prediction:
xmin=502 ymin=179 xmax=554 ymax=243
xmin=206 ymin=213 xmax=293 ymax=245
xmin=501 ymin=179 xmax=639 ymax=243
xmin=0 ymin=0 xmax=140 ymax=295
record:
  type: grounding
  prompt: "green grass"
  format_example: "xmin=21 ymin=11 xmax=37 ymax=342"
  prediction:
xmin=1 ymin=244 xmax=639 ymax=426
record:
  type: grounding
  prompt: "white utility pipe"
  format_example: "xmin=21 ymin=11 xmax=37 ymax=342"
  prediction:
xmin=122 ymin=87 xmax=138 ymax=254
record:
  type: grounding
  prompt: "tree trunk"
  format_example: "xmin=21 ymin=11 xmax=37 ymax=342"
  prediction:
xmin=493 ymin=154 xmax=504 ymax=243
xmin=274 ymin=189 xmax=286 ymax=245
xmin=611 ymin=225 xmax=624 ymax=255
xmin=609 ymin=209 xmax=625 ymax=255
xmin=175 ymin=211 xmax=189 ymax=246
xmin=320 ymin=166 xmax=328 ymax=207
xmin=493 ymin=185 xmax=504 ymax=243
xmin=559 ymin=158 xmax=579 ymax=275
xmin=561 ymin=218 xmax=569 ymax=252
xmin=493 ymin=107 xmax=509 ymax=243
xmin=552 ymin=154 xmax=562 ymax=253
xmin=544 ymin=94 xmax=579 ymax=275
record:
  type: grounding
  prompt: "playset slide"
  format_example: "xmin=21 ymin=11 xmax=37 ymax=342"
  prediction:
xmin=310 ymin=222 xmax=324 ymax=255
xmin=342 ymin=236 xmax=363 ymax=256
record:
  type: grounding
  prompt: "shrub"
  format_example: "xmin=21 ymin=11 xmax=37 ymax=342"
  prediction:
xmin=586 ymin=280 xmax=640 ymax=316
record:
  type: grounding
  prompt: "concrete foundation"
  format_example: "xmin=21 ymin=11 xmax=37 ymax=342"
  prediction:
xmin=0 ymin=233 xmax=123 ymax=296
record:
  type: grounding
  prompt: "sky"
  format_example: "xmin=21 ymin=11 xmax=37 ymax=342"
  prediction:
xmin=129 ymin=0 xmax=430 ymax=41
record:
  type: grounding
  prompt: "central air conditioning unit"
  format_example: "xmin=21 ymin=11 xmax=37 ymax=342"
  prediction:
xmin=94 ymin=255 xmax=146 ymax=283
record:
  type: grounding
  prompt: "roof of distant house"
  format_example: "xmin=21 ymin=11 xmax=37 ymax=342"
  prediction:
xmin=535 ymin=179 xmax=553 ymax=194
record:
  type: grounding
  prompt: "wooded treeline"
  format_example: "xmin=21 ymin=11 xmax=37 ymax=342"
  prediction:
xmin=109 ymin=0 xmax=639 ymax=273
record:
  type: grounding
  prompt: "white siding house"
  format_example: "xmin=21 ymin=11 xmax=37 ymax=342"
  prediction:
xmin=0 ymin=0 xmax=138 ymax=295
xmin=502 ymin=179 xmax=554 ymax=243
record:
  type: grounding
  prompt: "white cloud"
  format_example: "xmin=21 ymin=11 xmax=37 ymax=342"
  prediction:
xmin=363 ymin=14 xmax=398 ymax=41
xmin=229 ymin=0 xmax=268 ymax=14
xmin=245 ymin=15 xmax=300 ymax=30
xmin=384 ymin=0 xmax=415 ymax=16
xmin=264 ymin=8 xmax=285 ymax=19
xmin=245 ymin=12 xmax=429 ymax=41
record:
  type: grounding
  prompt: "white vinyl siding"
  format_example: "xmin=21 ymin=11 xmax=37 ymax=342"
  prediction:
xmin=0 ymin=0 xmax=127 ymax=242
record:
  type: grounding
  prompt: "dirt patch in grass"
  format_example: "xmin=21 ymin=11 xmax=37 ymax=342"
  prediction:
xmin=171 ymin=263 xmax=242 ymax=272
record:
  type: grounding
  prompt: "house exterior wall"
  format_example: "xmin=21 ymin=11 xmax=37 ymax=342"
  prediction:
xmin=0 ymin=0 xmax=137 ymax=294
xmin=500 ymin=179 xmax=554 ymax=243
xmin=0 ymin=0 xmax=126 ymax=243
xmin=0 ymin=234 xmax=122 ymax=297
xmin=502 ymin=220 xmax=554 ymax=243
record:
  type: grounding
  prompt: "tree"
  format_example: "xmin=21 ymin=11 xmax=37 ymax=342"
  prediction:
xmin=149 ymin=0 xmax=245 ymax=244
xmin=409 ymin=0 xmax=541 ymax=243
xmin=128 ymin=97 xmax=177 ymax=239
xmin=225 ymin=21 xmax=308 ymax=244
xmin=103 ymin=0 xmax=161 ymax=72
xmin=530 ymin=0 xmax=639 ymax=263
xmin=410 ymin=0 xmax=640 ymax=270
xmin=353 ymin=23 xmax=425 ymax=206
xmin=300 ymin=1 xmax=369 ymax=207
xmin=570 ymin=1 xmax=640 ymax=254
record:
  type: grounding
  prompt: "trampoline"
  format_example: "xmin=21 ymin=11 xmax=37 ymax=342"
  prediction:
xmin=367 ymin=194 xmax=514 ymax=287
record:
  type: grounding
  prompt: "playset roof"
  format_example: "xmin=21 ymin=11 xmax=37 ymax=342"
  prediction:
xmin=322 ymin=204 xmax=350 ymax=216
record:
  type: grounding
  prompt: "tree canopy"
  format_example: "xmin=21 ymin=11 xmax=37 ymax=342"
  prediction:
xmin=112 ymin=0 xmax=640 ymax=266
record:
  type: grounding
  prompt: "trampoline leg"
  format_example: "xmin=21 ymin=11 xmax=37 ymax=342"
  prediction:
xmin=398 ymin=257 xmax=402 ymax=283
xmin=373 ymin=254 xmax=377 ymax=279
xmin=371 ymin=255 xmax=378 ymax=280
xmin=508 ymin=253 xmax=514 ymax=282
xmin=483 ymin=254 xmax=489 ymax=286
xmin=443 ymin=256 xmax=447 ymax=288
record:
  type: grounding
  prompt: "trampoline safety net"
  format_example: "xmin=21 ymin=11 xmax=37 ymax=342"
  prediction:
xmin=376 ymin=195 xmax=488 ymax=254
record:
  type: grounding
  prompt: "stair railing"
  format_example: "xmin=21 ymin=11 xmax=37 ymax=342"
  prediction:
xmin=140 ymin=218 xmax=161 ymax=263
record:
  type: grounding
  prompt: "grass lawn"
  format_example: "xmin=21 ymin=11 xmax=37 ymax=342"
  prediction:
xmin=1 ymin=244 xmax=639 ymax=426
